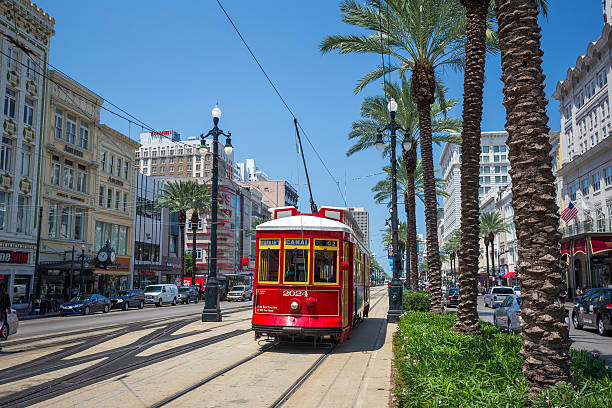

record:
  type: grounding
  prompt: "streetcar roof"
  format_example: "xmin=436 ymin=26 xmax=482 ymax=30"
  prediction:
xmin=256 ymin=215 xmax=353 ymax=234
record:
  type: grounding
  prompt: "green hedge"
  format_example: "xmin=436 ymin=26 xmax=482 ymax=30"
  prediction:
xmin=403 ymin=290 xmax=430 ymax=312
xmin=393 ymin=311 xmax=612 ymax=407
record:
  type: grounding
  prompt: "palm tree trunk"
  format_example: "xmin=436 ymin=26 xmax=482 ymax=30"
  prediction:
xmin=452 ymin=0 xmax=487 ymax=334
xmin=403 ymin=145 xmax=418 ymax=291
xmin=404 ymin=191 xmax=412 ymax=290
xmin=178 ymin=210 xmax=186 ymax=285
xmin=495 ymin=0 xmax=571 ymax=390
xmin=484 ymin=240 xmax=490 ymax=292
xmin=411 ymin=64 xmax=442 ymax=313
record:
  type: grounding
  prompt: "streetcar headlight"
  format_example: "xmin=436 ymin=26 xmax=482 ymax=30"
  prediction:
xmin=290 ymin=300 xmax=299 ymax=310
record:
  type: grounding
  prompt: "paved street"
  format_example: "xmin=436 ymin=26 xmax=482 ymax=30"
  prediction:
xmin=0 ymin=287 xmax=393 ymax=408
xmin=469 ymin=295 xmax=612 ymax=362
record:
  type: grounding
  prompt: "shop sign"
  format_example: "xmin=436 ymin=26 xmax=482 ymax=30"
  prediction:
xmin=0 ymin=251 xmax=29 ymax=264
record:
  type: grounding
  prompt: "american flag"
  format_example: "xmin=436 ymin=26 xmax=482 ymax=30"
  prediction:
xmin=561 ymin=202 xmax=579 ymax=223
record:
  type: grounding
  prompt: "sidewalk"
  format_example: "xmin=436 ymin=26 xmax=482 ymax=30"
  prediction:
xmin=18 ymin=312 xmax=61 ymax=321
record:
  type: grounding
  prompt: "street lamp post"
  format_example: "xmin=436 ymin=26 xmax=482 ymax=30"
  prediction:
xmin=375 ymin=98 xmax=411 ymax=322
xmin=200 ymin=104 xmax=233 ymax=322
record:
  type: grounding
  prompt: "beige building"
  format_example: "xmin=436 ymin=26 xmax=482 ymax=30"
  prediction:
xmin=94 ymin=124 xmax=140 ymax=296
xmin=0 ymin=1 xmax=54 ymax=313
xmin=39 ymin=71 xmax=102 ymax=305
xmin=244 ymin=180 xmax=299 ymax=209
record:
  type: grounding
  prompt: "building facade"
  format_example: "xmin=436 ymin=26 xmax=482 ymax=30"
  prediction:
xmin=93 ymin=125 xmax=139 ymax=297
xmin=552 ymin=18 xmax=612 ymax=296
xmin=235 ymin=158 xmax=269 ymax=182
xmin=348 ymin=207 xmax=370 ymax=248
xmin=245 ymin=180 xmax=299 ymax=209
xmin=38 ymin=71 xmax=102 ymax=311
xmin=438 ymin=131 xmax=511 ymax=247
xmin=0 ymin=1 xmax=54 ymax=312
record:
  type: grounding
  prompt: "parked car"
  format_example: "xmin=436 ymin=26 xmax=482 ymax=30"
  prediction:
xmin=493 ymin=294 xmax=522 ymax=332
xmin=1 ymin=308 xmax=18 ymax=340
xmin=572 ymin=288 xmax=612 ymax=336
xmin=60 ymin=294 xmax=111 ymax=315
xmin=478 ymin=285 xmax=486 ymax=295
xmin=144 ymin=284 xmax=178 ymax=307
xmin=484 ymin=287 xmax=514 ymax=308
xmin=226 ymin=285 xmax=252 ymax=302
xmin=513 ymin=286 xmax=521 ymax=296
xmin=111 ymin=289 xmax=145 ymax=311
xmin=444 ymin=287 xmax=459 ymax=308
xmin=178 ymin=286 xmax=200 ymax=304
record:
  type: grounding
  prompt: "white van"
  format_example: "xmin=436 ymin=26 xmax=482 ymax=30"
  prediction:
xmin=144 ymin=284 xmax=179 ymax=307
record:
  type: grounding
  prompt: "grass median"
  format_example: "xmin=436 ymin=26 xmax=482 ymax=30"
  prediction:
xmin=393 ymin=294 xmax=612 ymax=407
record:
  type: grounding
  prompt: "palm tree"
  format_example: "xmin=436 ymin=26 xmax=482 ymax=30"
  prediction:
xmin=479 ymin=212 xmax=507 ymax=289
xmin=348 ymin=79 xmax=460 ymax=291
xmin=442 ymin=229 xmax=461 ymax=276
xmin=494 ymin=0 xmax=570 ymax=391
xmin=322 ymin=0 xmax=470 ymax=313
xmin=155 ymin=180 xmax=212 ymax=284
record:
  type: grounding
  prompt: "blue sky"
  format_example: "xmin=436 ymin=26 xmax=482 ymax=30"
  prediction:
xmin=40 ymin=1 xmax=603 ymax=273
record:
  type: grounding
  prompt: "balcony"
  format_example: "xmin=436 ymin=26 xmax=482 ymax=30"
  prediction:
xmin=561 ymin=217 xmax=612 ymax=237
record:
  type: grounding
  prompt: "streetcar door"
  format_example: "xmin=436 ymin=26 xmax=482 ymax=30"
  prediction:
xmin=342 ymin=242 xmax=349 ymax=327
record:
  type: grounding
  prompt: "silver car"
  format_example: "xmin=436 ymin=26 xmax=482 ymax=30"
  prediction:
xmin=1 ymin=308 xmax=19 ymax=340
xmin=494 ymin=295 xmax=522 ymax=332
xmin=484 ymin=286 xmax=515 ymax=308
xmin=226 ymin=285 xmax=252 ymax=302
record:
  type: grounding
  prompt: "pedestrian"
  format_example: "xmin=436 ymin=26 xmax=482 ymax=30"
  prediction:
xmin=0 ymin=281 xmax=11 ymax=350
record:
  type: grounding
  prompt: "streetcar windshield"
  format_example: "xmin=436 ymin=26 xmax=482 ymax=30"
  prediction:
xmin=314 ymin=249 xmax=337 ymax=283
xmin=284 ymin=248 xmax=308 ymax=283
xmin=259 ymin=248 xmax=280 ymax=283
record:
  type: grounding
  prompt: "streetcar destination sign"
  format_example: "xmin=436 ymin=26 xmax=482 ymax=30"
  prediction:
xmin=260 ymin=239 xmax=279 ymax=246
xmin=315 ymin=240 xmax=337 ymax=247
xmin=286 ymin=239 xmax=309 ymax=246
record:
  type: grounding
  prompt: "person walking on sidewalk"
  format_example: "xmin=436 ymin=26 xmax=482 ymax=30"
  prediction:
xmin=0 ymin=282 xmax=11 ymax=350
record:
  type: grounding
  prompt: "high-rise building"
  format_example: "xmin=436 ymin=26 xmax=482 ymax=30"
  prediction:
xmin=552 ymin=13 xmax=612 ymax=294
xmin=438 ymin=131 xmax=511 ymax=247
xmin=348 ymin=207 xmax=370 ymax=248
xmin=0 ymin=2 xmax=55 ymax=313
xmin=235 ymin=158 xmax=269 ymax=182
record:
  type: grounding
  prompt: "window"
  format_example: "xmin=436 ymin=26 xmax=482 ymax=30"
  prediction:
xmin=54 ymin=109 xmax=63 ymax=139
xmin=593 ymin=172 xmax=601 ymax=191
xmin=99 ymin=186 xmax=105 ymax=207
xmin=76 ymin=165 xmax=87 ymax=193
xmin=178 ymin=165 xmax=183 ymax=171
xmin=483 ymin=166 xmax=490 ymax=174
xmin=79 ymin=122 xmax=89 ymax=149
xmin=284 ymin=239 xmax=309 ymax=283
xmin=188 ymin=217 xmax=203 ymax=230
xmin=169 ymin=149 xmax=174 ymax=156
xmin=16 ymin=196 xmax=28 ymax=233
xmin=161 ymin=157 xmax=166 ymax=164
xmin=494 ymin=145 xmax=500 ymax=153
xmin=582 ymin=179 xmax=589 ymax=196
xmin=605 ymin=166 xmax=612 ymax=186
xmin=135 ymin=151 xmax=140 ymax=158
xmin=160 ymin=166 xmax=165 ymax=173
xmin=143 ymin=150 xmax=149 ymax=157
xmin=178 ymin=157 xmax=184 ymax=164
xmin=502 ymin=176 xmax=508 ymax=183
xmin=124 ymin=162 xmax=129 ymax=179
xmin=484 ymin=176 xmax=490 ymax=184
xmin=47 ymin=203 xmax=57 ymax=237
xmin=500 ymin=145 xmax=507 ymax=152
xmin=494 ymin=155 xmax=500 ymax=162
xmin=95 ymin=221 xmax=128 ymax=255
xmin=116 ymin=158 xmax=122 ymax=177
xmin=21 ymin=144 xmax=31 ymax=178
xmin=314 ymin=240 xmax=338 ymax=284
xmin=25 ymin=58 xmax=36 ymax=81
xmin=63 ymin=160 xmax=74 ymax=189
xmin=4 ymin=88 xmax=16 ymax=118
xmin=482 ymin=156 xmax=489 ymax=163
xmin=482 ymin=146 xmax=489 ymax=153
xmin=258 ymin=239 xmax=280 ymax=283
xmin=152 ymin=150 xmax=157 ymax=157
xmin=51 ymin=155 xmax=60 ymax=185
xmin=169 ymin=157 xmax=174 ymax=164
xmin=107 ymin=188 xmax=113 ymax=208
xmin=65 ymin=114 xmax=76 ymax=144
xmin=74 ymin=209 xmax=85 ymax=240
xmin=151 ymin=166 xmax=157 ymax=174
xmin=100 ymin=151 xmax=106 ymax=172
xmin=110 ymin=155 xmax=114 ymax=175
xmin=60 ymin=206 xmax=72 ymax=239
xmin=495 ymin=176 xmax=501 ymax=183
xmin=161 ymin=149 xmax=166 ymax=156
xmin=6 ymin=47 xmax=18 ymax=71
xmin=501 ymin=166 xmax=508 ymax=173
xmin=123 ymin=192 xmax=128 ymax=213
xmin=178 ymin=148 xmax=183 ymax=155
xmin=495 ymin=166 xmax=501 ymax=173
xmin=23 ymin=97 xmax=34 ymax=126
xmin=115 ymin=190 xmax=121 ymax=210
xmin=190 ymin=248 xmax=203 ymax=260
xmin=570 ymin=185 xmax=577 ymax=201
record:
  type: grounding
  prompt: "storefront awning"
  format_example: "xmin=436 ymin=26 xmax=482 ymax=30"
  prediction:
xmin=502 ymin=271 xmax=516 ymax=278
xmin=573 ymin=238 xmax=586 ymax=255
xmin=591 ymin=235 xmax=612 ymax=255
xmin=560 ymin=241 xmax=571 ymax=255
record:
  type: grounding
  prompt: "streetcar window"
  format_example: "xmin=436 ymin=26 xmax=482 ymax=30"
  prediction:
xmin=314 ymin=249 xmax=337 ymax=283
xmin=284 ymin=248 xmax=308 ymax=283
xmin=259 ymin=249 xmax=280 ymax=283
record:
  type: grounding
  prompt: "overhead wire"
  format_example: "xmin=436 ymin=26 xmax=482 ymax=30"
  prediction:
xmin=215 ymin=0 xmax=346 ymax=206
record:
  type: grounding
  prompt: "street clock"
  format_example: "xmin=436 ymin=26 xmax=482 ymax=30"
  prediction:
xmin=96 ymin=241 xmax=116 ymax=268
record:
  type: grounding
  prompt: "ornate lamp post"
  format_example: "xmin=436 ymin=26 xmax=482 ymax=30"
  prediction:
xmin=200 ymin=104 xmax=233 ymax=322
xmin=375 ymin=98 xmax=412 ymax=322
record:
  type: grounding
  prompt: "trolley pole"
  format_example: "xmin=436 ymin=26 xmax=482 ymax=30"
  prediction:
xmin=201 ymin=105 xmax=233 ymax=322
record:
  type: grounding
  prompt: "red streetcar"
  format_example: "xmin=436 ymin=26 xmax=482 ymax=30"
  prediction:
xmin=252 ymin=206 xmax=370 ymax=343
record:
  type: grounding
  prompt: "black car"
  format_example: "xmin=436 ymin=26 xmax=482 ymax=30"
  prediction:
xmin=572 ymin=288 xmax=612 ymax=336
xmin=178 ymin=286 xmax=200 ymax=304
xmin=60 ymin=294 xmax=111 ymax=315
xmin=444 ymin=287 xmax=459 ymax=308
xmin=111 ymin=289 xmax=145 ymax=311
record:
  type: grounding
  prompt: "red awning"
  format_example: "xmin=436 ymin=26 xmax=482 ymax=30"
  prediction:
xmin=591 ymin=235 xmax=612 ymax=255
xmin=573 ymin=238 xmax=586 ymax=255
xmin=560 ymin=241 xmax=571 ymax=255
xmin=502 ymin=271 xmax=516 ymax=278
